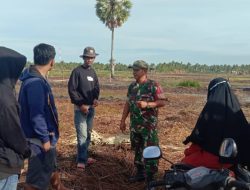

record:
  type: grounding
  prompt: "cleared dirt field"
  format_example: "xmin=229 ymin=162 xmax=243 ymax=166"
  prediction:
xmin=18 ymin=73 xmax=250 ymax=190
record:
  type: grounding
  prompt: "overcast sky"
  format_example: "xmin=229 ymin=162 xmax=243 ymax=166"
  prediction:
xmin=1 ymin=0 xmax=250 ymax=65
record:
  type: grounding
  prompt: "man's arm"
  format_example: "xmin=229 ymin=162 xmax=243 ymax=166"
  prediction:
xmin=136 ymin=99 xmax=166 ymax=109
xmin=68 ymin=70 xmax=85 ymax=106
xmin=137 ymin=82 xmax=166 ymax=109
xmin=93 ymin=71 xmax=100 ymax=107
xmin=27 ymin=80 xmax=50 ymax=150
xmin=93 ymin=71 xmax=100 ymax=100
xmin=119 ymin=101 xmax=130 ymax=132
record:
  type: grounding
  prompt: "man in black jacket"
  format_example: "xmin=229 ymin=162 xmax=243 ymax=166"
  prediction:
xmin=0 ymin=47 xmax=31 ymax=189
xmin=68 ymin=47 xmax=100 ymax=170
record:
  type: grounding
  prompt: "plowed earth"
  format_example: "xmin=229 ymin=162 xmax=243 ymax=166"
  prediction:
xmin=18 ymin=74 xmax=250 ymax=190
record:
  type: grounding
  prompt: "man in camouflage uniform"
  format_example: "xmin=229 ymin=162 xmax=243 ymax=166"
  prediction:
xmin=120 ymin=60 xmax=166 ymax=183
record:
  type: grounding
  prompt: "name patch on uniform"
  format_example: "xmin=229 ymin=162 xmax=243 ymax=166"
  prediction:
xmin=87 ymin=76 xmax=94 ymax=81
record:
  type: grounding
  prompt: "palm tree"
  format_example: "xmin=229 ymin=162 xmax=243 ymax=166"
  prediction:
xmin=96 ymin=0 xmax=132 ymax=78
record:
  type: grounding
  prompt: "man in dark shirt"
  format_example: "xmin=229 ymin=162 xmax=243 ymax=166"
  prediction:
xmin=68 ymin=47 xmax=100 ymax=170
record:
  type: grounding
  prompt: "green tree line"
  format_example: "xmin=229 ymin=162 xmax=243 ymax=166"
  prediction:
xmin=26 ymin=61 xmax=250 ymax=74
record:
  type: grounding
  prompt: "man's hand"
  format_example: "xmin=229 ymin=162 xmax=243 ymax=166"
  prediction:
xmin=136 ymin=101 xmax=148 ymax=109
xmin=42 ymin=141 xmax=51 ymax=152
xmin=93 ymin=99 xmax=98 ymax=107
xmin=80 ymin=104 xmax=89 ymax=114
xmin=120 ymin=120 xmax=126 ymax=133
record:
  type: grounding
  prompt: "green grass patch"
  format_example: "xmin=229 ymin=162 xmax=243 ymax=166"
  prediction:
xmin=100 ymin=90 xmax=126 ymax=99
xmin=177 ymin=80 xmax=200 ymax=88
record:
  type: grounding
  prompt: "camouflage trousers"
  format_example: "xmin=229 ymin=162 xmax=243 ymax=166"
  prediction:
xmin=130 ymin=127 xmax=159 ymax=178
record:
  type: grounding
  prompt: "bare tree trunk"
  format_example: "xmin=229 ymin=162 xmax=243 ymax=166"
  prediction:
xmin=110 ymin=27 xmax=115 ymax=79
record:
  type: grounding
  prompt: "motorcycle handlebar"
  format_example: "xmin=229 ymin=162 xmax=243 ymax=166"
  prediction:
xmin=226 ymin=178 xmax=250 ymax=190
xmin=149 ymin=180 xmax=167 ymax=188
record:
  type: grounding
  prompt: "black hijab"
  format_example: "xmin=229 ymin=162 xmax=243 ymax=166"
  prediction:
xmin=0 ymin=46 xmax=26 ymax=86
xmin=184 ymin=77 xmax=250 ymax=165
xmin=0 ymin=46 xmax=29 ymax=156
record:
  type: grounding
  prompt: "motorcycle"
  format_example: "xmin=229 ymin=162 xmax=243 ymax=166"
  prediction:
xmin=143 ymin=138 xmax=250 ymax=190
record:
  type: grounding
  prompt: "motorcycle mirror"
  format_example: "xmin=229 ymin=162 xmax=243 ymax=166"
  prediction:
xmin=143 ymin=146 xmax=162 ymax=160
xmin=219 ymin=138 xmax=238 ymax=158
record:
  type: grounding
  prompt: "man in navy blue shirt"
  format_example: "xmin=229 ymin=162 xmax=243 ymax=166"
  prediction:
xmin=19 ymin=43 xmax=68 ymax=190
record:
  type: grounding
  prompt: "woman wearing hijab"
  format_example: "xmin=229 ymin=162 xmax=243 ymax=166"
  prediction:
xmin=182 ymin=77 xmax=250 ymax=169
xmin=0 ymin=47 xmax=31 ymax=189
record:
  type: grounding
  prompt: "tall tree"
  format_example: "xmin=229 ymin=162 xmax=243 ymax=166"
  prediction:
xmin=96 ymin=0 xmax=132 ymax=78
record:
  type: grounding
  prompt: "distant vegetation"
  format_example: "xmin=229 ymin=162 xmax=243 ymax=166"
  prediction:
xmin=177 ymin=80 xmax=200 ymax=88
xmin=26 ymin=60 xmax=250 ymax=74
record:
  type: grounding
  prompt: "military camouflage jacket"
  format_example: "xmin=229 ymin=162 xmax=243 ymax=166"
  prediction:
xmin=127 ymin=79 xmax=165 ymax=132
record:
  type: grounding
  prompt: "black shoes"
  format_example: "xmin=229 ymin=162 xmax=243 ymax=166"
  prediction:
xmin=129 ymin=165 xmax=146 ymax=183
xmin=129 ymin=172 xmax=146 ymax=183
